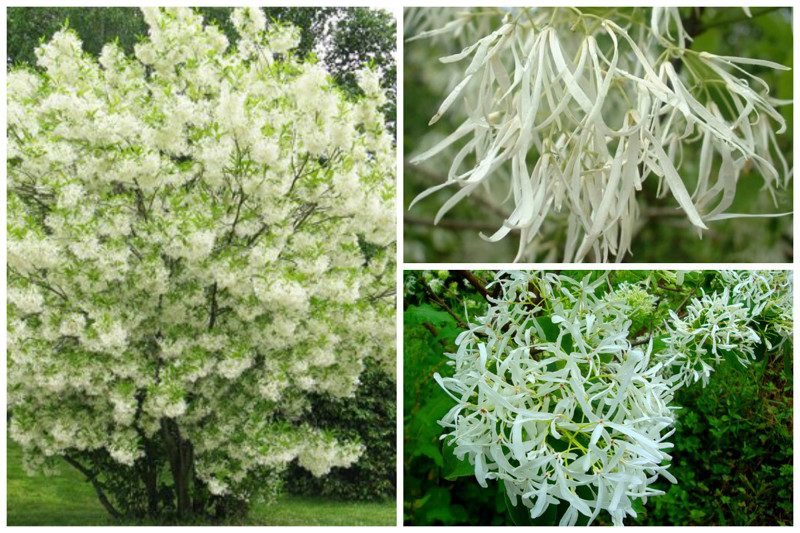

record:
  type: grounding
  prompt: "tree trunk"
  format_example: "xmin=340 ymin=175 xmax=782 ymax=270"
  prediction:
xmin=141 ymin=440 xmax=159 ymax=517
xmin=161 ymin=419 xmax=195 ymax=519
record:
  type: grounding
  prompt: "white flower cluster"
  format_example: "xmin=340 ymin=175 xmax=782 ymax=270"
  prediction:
xmin=660 ymin=289 xmax=759 ymax=388
xmin=717 ymin=270 xmax=793 ymax=340
xmin=408 ymin=8 xmax=791 ymax=262
xmin=435 ymin=270 xmax=791 ymax=525
xmin=660 ymin=270 xmax=793 ymax=388
xmin=7 ymin=7 xmax=395 ymax=499
xmin=297 ymin=438 xmax=365 ymax=478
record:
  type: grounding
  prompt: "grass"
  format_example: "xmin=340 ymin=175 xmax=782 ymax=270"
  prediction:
xmin=7 ymin=438 xmax=396 ymax=526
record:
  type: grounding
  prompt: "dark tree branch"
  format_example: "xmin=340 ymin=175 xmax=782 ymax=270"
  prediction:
xmin=63 ymin=455 xmax=122 ymax=519
xmin=225 ymin=191 xmax=247 ymax=246
xmin=133 ymin=180 xmax=150 ymax=223
xmin=8 ymin=267 xmax=69 ymax=301
xmin=208 ymin=282 xmax=218 ymax=331
xmin=246 ymin=223 xmax=270 ymax=246
xmin=674 ymin=287 xmax=698 ymax=318
xmin=405 ymin=214 xmax=517 ymax=233
xmin=421 ymin=280 xmax=468 ymax=330
xmin=366 ymin=286 xmax=395 ymax=302
xmin=699 ymin=6 xmax=783 ymax=33
xmin=293 ymin=203 xmax=319 ymax=231
xmin=452 ymin=270 xmax=492 ymax=301
xmin=288 ymin=154 xmax=310 ymax=195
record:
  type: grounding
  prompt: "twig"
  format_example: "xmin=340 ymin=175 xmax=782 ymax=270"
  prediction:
xmin=422 ymin=280 xmax=468 ymax=329
xmin=699 ymin=6 xmax=784 ymax=33
xmin=452 ymin=270 xmax=492 ymax=301
xmin=405 ymin=214 xmax=517 ymax=233
xmin=422 ymin=322 xmax=439 ymax=338
xmin=404 ymin=159 xmax=511 ymax=221
xmin=674 ymin=287 xmax=698 ymax=318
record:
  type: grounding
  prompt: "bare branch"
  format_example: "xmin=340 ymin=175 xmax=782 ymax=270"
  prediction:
xmin=405 ymin=215 xmax=517 ymax=233
xmin=421 ymin=280 xmax=468 ymax=329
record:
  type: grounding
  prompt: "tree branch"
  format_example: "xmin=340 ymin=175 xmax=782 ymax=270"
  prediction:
xmin=246 ymin=223 xmax=270 ymax=246
xmin=674 ymin=286 xmax=698 ymax=318
xmin=208 ymin=282 xmax=218 ymax=331
xmin=288 ymin=154 xmax=310 ymax=195
xmin=452 ymin=270 xmax=492 ymax=301
xmin=293 ymin=203 xmax=319 ymax=231
xmin=422 ymin=280 xmax=468 ymax=329
xmin=698 ymin=6 xmax=783 ymax=34
xmin=405 ymin=214 xmax=517 ymax=233
xmin=404 ymin=159 xmax=511 ymax=221
xmin=132 ymin=180 xmax=150 ymax=223
xmin=225 ymin=191 xmax=246 ymax=246
xmin=63 ymin=455 xmax=122 ymax=519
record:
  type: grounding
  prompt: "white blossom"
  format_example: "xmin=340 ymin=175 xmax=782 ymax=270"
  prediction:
xmin=407 ymin=8 xmax=791 ymax=262
xmin=435 ymin=270 xmax=791 ymax=525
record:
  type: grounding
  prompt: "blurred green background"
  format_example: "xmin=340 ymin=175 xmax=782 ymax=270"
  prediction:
xmin=403 ymin=7 xmax=793 ymax=262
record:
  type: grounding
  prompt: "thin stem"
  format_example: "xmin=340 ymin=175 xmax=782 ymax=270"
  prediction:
xmin=422 ymin=280 xmax=469 ymax=329
xmin=405 ymin=215 xmax=517 ymax=233
xmin=698 ymin=6 xmax=783 ymax=34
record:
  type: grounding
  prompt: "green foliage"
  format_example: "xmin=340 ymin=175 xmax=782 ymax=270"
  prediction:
xmin=629 ymin=351 xmax=793 ymax=526
xmin=7 ymin=7 xmax=146 ymax=65
xmin=403 ymin=271 xmax=512 ymax=525
xmin=285 ymin=360 xmax=397 ymax=502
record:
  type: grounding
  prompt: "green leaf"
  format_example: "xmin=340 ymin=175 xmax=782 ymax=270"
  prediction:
xmin=405 ymin=304 xmax=457 ymax=328
xmin=782 ymin=342 xmax=792 ymax=381
xmin=717 ymin=348 xmax=747 ymax=375
xmin=442 ymin=445 xmax=474 ymax=481
xmin=535 ymin=316 xmax=559 ymax=343
xmin=502 ymin=481 xmax=535 ymax=526
xmin=412 ymin=439 xmax=444 ymax=468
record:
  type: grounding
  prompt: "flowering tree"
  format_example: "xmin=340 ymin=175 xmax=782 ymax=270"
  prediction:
xmin=404 ymin=7 xmax=792 ymax=262
xmin=404 ymin=270 xmax=792 ymax=525
xmin=7 ymin=7 xmax=395 ymax=520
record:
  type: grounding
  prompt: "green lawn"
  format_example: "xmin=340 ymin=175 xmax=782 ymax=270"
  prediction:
xmin=7 ymin=438 xmax=396 ymax=526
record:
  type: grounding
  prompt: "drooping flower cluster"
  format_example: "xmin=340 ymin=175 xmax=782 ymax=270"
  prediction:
xmin=407 ymin=7 xmax=791 ymax=262
xmin=7 ymin=7 xmax=395 ymax=503
xmin=435 ymin=270 xmax=791 ymax=525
